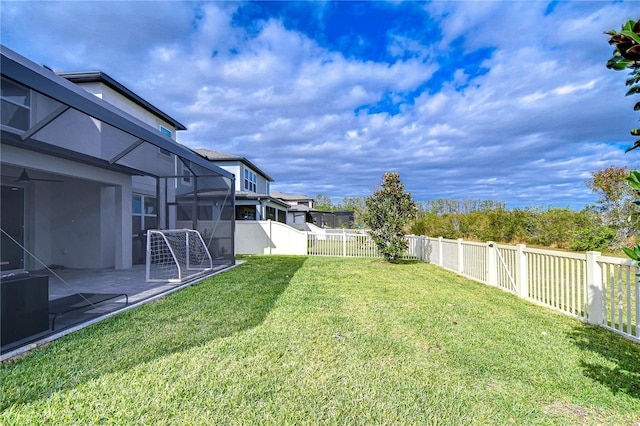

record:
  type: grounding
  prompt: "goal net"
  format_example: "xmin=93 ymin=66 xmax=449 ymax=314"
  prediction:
xmin=146 ymin=229 xmax=213 ymax=283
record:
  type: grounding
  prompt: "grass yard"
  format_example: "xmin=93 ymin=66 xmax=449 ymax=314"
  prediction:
xmin=1 ymin=256 xmax=639 ymax=425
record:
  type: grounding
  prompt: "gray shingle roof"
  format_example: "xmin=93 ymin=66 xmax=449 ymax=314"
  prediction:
xmin=193 ymin=148 xmax=274 ymax=182
xmin=270 ymin=191 xmax=313 ymax=202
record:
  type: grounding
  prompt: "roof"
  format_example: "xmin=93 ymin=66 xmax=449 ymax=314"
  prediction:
xmin=58 ymin=71 xmax=187 ymax=131
xmin=193 ymin=148 xmax=274 ymax=182
xmin=287 ymin=204 xmax=317 ymax=213
xmin=270 ymin=191 xmax=313 ymax=202
xmin=1 ymin=44 xmax=231 ymax=180
xmin=235 ymin=191 xmax=290 ymax=208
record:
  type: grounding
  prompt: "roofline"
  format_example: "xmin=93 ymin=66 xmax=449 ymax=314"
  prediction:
xmin=271 ymin=192 xmax=313 ymax=202
xmin=1 ymin=44 xmax=231 ymax=180
xmin=58 ymin=71 xmax=187 ymax=131
xmin=194 ymin=149 xmax=275 ymax=182
xmin=235 ymin=193 xmax=290 ymax=208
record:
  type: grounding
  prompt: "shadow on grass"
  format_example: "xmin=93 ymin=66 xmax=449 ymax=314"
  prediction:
xmin=0 ymin=255 xmax=307 ymax=410
xmin=567 ymin=324 xmax=640 ymax=400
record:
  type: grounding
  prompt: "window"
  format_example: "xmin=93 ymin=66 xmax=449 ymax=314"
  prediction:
xmin=159 ymin=126 xmax=172 ymax=138
xmin=266 ymin=206 xmax=276 ymax=221
xmin=277 ymin=210 xmax=286 ymax=223
xmin=182 ymin=168 xmax=192 ymax=185
xmin=177 ymin=161 xmax=192 ymax=186
xmin=132 ymin=194 xmax=157 ymax=236
xmin=1 ymin=77 xmax=31 ymax=131
xmin=244 ymin=169 xmax=257 ymax=193
xmin=158 ymin=126 xmax=172 ymax=156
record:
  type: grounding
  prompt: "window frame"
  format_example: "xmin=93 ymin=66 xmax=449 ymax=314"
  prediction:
xmin=132 ymin=193 xmax=158 ymax=235
xmin=244 ymin=168 xmax=257 ymax=193
xmin=1 ymin=77 xmax=31 ymax=132
xmin=157 ymin=126 xmax=172 ymax=157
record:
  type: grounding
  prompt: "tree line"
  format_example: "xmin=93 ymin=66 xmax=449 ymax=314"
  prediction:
xmin=410 ymin=203 xmax=615 ymax=251
xmin=316 ymin=165 xmax=639 ymax=253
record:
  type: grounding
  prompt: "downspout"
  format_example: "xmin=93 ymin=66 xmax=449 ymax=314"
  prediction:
xmin=192 ymin=175 xmax=198 ymax=231
xmin=155 ymin=177 xmax=161 ymax=229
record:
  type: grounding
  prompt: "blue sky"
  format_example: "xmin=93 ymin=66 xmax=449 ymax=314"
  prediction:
xmin=2 ymin=1 xmax=638 ymax=209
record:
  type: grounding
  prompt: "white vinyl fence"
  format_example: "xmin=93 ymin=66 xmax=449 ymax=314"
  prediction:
xmin=305 ymin=232 xmax=639 ymax=343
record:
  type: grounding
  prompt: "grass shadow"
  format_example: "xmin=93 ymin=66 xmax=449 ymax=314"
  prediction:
xmin=567 ymin=323 xmax=640 ymax=399
xmin=0 ymin=255 xmax=307 ymax=410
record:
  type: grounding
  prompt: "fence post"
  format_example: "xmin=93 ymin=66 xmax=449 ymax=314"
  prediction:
xmin=268 ymin=220 xmax=272 ymax=255
xmin=438 ymin=237 xmax=444 ymax=267
xmin=342 ymin=229 xmax=347 ymax=257
xmin=305 ymin=231 xmax=309 ymax=255
xmin=585 ymin=251 xmax=603 ymax=325
xmin=419 ymin=236 xmax=425 ymax=261
xmin=516 ymin=244 xmax=528 ymax=298
xmin=487 ymin=242 xmax=497 ymax=286
xmin=457 ymin=238 xmax=464 ymax=274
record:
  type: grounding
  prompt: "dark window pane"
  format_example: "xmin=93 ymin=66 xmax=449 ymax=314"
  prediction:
xmin=144 ymin=197 xmax=156 ymax=215
xmin=132 ymin=194 xmax=142 ymax=214
xmin=1 ymin=100 xmax=29 ymax=130
xmin=177 ymin=205 xmax=191 ymax=221
xmin=132 ymin=216 xmax=142 ymax=235
xmin=145 ymin=217 xmax=157 ymax=230
xmin=1 ymin=78 xmax=30 ymax=106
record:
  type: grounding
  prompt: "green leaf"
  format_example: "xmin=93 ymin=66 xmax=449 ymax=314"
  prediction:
xmin=625 ymin=139 xmax=640 ymax=152
xmin=634 ymin=101 xmax=640 ymax=111
xmin=627 ymin=171 xmax=640 ymax=188
xmin=622 ymin=246 xmax=637 ymax=260
xmin=621 ymin=29 xmax=640 ymax=45
xmin=623 ymin=19 xmax=637 ymax=32
xmin=625 ymin=85 xmax=640 ymax=96
xmin=631 ymin=128 xmax=640 ymax=136
xmin=607 ymin=56 xmax=633 ymax=70
xmin=626 ymin=75 xmax=640 ymax=86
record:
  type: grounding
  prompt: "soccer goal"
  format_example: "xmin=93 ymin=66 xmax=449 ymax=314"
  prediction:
xmin=146 ymin=229 xmax=213 ymax=283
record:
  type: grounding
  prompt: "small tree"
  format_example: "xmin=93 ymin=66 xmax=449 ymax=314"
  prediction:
xmin=363 ymin=172 xmax=417 ymax=262
xmin=586 ymin=165 xmax=638 ymax=248
xmin=314 ymin=194 xmax=334 ymax=211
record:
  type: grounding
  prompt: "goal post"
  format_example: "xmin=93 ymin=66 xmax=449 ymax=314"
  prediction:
xmin=146 ymin=229 xmax=214 ymax=283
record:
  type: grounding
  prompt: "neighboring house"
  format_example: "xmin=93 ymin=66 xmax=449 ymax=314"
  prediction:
xmin=0 ymin=45 xmax=235 ymax=273
xmin=270 ymin=191 xmax=315 ymax=224
xmin=271 ymin=191 xmax=355 ymax=228
xmin=194 ymin=149 xmax=289 ymax=223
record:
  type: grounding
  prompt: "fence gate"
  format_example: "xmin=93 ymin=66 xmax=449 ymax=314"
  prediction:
xmin=492 ymin=245 xmax=517 ymax=294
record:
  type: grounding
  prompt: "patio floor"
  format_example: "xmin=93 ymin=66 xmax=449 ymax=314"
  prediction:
xmin=1 ymin=263 xmax=234 ymax=358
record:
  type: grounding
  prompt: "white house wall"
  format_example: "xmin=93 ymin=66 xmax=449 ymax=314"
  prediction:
xmin=82 ymin=82 xmax=176 ymax=134
xmin=214 ymin=163 xmax=241 ymax=191
xmin=235 ymin=221 xmax=307 ymax=255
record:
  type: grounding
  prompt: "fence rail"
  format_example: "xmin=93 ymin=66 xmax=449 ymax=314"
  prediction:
xmin=304 ymin=231 xmax=639 ymax=343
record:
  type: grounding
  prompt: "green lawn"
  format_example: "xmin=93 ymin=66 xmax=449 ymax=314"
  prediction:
xmin=1 ymin=256 xmax=639 ymax=425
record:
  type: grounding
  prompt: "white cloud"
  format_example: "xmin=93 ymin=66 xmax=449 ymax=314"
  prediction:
xmin=1 ymin=1 xmax=637 ymax=208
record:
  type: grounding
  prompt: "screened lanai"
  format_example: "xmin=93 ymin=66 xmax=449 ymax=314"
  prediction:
xmin=1 ymin=44 xmax=235 ymax=272
xmin=1 ymin=45 xmax=235 ymax=355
